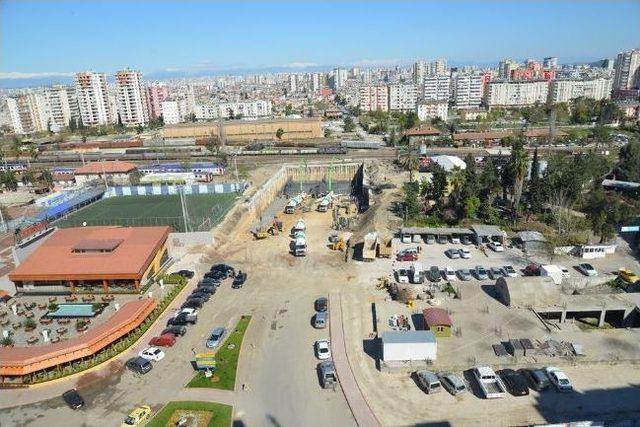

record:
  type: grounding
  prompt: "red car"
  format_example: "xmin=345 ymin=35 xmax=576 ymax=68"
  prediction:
xmin=397 ymin=252 xmax=418 ymax=262
xmin=523 ymin=263 xmax=540 ymax=276
xmin=149 ymin=333 xmax=176 ymax=347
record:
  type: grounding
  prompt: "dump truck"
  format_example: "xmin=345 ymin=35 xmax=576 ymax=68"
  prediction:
xmin=317 ymin=197 xmax=330 ymax=212
xmin=293 ymin=237 xmax=307 ymax=257
xmin=363 ymin=232 xmax=378 ymax=262
xmin=293 ymin=219 xmax=306 ymax=233
xmin=377 ymin=236 xmax=395 ymax=258
xmin=285 ymin=194 xmax=304 ymax=214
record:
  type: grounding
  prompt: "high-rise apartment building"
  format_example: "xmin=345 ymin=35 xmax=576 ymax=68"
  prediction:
xmin=548 ymin=78 xmax=613 ymax=103
xmin=195 ymin=100 xmax=272 ymax=120
xmin=485 ymin=80 xmax=549 ymax=107
xmin=413 ymin=59 xmax=448 ymax=83
xmin=44 ymin=86 xmax=79 ymax=132
xmin=423 ymin=75 xmax=451 ymax=101
xmin=498 ymin=59 xmax=519 ymax=80
xmin=543 ymin=57 xmax=558 ymax=69
xmin=75 ymin=72 xmax=111 ymax=126
xmin=332 ymin=68 xmax=348 ymax=89
xmin=145 ymin=84 xmax=168 ymax=119
xmin=453 ymin=74 xmax=483 ymax=108
xmin=288 ymin=74 xmax=298 ymax=93
xmin=613 ymin=49 xmax=640 ymax=90
xmin=161 ymin=100 xmax=186 ymax=125
xmin=115 ymin=69 xmax=149 ymax=126
xmin=311 ymin=73 xmax=321 ymax=92
xmin=6 ymin=93 xmax=49 ymax=135
xmin=358 ymin=86 xmax=389 ymax=112
xmin=388 ymin=84 xmax=417 ymax=112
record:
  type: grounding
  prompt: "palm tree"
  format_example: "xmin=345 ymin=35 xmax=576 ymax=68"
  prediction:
xmin=509 ymin=138 xmax=529 ymax=223
xmin=448 ymin=166 xmax=466 ymax=205
xmin=397 ymin=142 xmax=419 ymax=182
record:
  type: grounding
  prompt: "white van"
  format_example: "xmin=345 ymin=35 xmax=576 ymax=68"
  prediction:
xmin=410 ymin=262 xmax=424 ymax=284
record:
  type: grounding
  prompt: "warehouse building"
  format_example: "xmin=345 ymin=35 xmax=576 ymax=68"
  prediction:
xmin=9 ymin=226 xmax=171 ymax=294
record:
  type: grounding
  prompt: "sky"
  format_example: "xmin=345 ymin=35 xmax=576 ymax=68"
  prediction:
xmin=1 ymin=0 xmax=639 ymax=86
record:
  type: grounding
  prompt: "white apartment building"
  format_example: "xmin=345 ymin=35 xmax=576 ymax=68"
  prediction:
xmin=288 ymin=74 xmax=298 ymax=93
xmin=115 ymin=69 xmax=149 ymax=126
xmin=6 ymin=93 xmax=49 ymax=135
xmin=613 ymin=49 xmax=640 ymax=90
xmin=75 ymin=72 xmax=111 ymax=126
xmin=311 ymin=73 xmax=321 ymax=92
xmin=388 ymin=84 xmax=417 ymax=112
xmin=358 ymin=86 xmax=389 ymax=112
xmin=195 ymin=100 xmax=272 ymax=120
xmin=416 ymin=100 xmax=448 ymax=122
xmin=333 ymin=68 xmax=348 ymax=89
xmin=44 ymin=85 xmax=79 ymax=132
xmin=485 ymin=80 xmax=549 ymax=107
xmin=453 ymin=74 xmax=483 ymax=108
xmin=548 ymin=78 xmax=613 ymax=103
xmin=543 ymin=57 xmax=558 ymax=69
xmin=498 ymin=59 xmax=519 ymax=80
xmin=161 ymin=101 xmax=184 ymax=125
xmin=423 ymin=75 xmax=451 ymax=101
xmin=413 ymin=59 xmax=448 ymax=83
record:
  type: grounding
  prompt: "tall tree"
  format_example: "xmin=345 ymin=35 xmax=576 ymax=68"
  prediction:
xmin=424 ymin=163 xmax=448 ymax=208
xmin=507 ymin=136 xmax=529 ymax=222
xmin=527 ymin=148 xmax=543 ymax=214
xmin=403 ymin=181 xmax=420 ymax=219
xmin=616 ymin=141 xmax=640 ymax=182
xmin=397 ymin=142 xmax=419 ymax=182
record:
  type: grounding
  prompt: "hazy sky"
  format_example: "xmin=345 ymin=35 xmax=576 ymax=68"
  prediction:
xmin=1 ymin=0 xmax=639 ymax=79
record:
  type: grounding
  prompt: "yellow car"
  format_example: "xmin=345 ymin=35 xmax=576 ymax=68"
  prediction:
xmin=121 ymin=405 xmax=153 ymax=426
xmin=619 ymin=268 xmax=640 ymax=284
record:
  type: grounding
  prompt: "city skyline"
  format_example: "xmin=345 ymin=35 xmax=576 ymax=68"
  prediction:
xmin=2 ymin=1 xmax=640 ymax=88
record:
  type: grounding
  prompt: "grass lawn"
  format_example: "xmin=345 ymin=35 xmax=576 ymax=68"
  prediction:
xmin=187 ymin=315 xmax=251 ymax=390
xmin=57 ymin=193 xmax=236 ymax=232
xmin=147 ymin=401 xmax=232 ymax=427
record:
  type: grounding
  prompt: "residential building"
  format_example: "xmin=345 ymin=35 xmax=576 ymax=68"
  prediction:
xmin=44 ymin=86 xmax=79 ymax=132
xmin=358 ymin=86 xmax=389 ymax=112
xmin=543 ymin=57 xmax=558 ymax=69
xmin=613 ymin=49 xmax=640 ymax=90
xmin=413 ymin=59 xmax=448 ymax=83
xmin=453 ymin=74 xmax=483 ymax=108
xmin=416 ymin=100 xmax=448 ymax=122
xmin=73 ymin=160 xmax=138 ymax=185
xmin=115 ymin=69 xmax=149 ymax=126
xmin=75 ymin=72 xmax=111 ymax=126
xmin=288 ymin=74 xmax=297 ymax=93
xmin=311 ymin=73 xmax=321 ymax=92
xmin=498 ymin=59 xmax=519 ymax=80
xmin=423 ymin=75 xmax=451 ymax=101
xmin=332 ymin=68 xmax=348 ymax=89
xmin=145 ymin=84 xmax=168 ymax=119
xmin=195 ymin=100 xmax=272 ymax=120
xmin=485 ymin=80 xmax=550 ymax=107
xmin=6 ymin=93 xmax=49 ymax=135
xmin=161 ymin=101 xmax=184 ymax=125
xmin=549 ymin=78 xmax=613 ymax=103
xmin=388 ymin=84 xmax=417 ymax=112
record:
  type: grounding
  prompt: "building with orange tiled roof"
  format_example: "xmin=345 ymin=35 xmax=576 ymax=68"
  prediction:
xmin=73 ymin=160 xmax=138 ymax=185
xmin=9 ymin=226 xmax=171 ymax=293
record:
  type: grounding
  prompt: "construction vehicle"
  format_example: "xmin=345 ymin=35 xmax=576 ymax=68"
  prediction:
xmin=363 ymin=232 xmax=378 ymax=262
xmin=376 ymin=235 xmax=395 ymax=258
xmin=317 ymin=197 xmax=331 ymax=212
xmin=293 ymin=236 xmax=307 ymax=257
xmin=272 ymin=216 xmax=283 ymax=233
xmin=285 ymin=194 xmax=305 ymax=214
xmin=253 ymin=228 xmax=270 ymax=240
xmin=332 ymin=237 xmax=346 ymax=251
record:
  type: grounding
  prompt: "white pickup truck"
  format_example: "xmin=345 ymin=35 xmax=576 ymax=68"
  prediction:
xmin=473 ymin=366 xmax=506 ymax=399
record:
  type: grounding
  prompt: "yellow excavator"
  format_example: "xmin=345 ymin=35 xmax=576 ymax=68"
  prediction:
xmin=253 ymin=216 xmax=284 ymax=240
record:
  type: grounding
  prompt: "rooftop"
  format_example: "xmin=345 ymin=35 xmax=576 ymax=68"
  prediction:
xmin=423 ymin=307 xmax=453 ymax=327
xmin=74 ymin=161 xmax=137 ymax=175
xmin=9 ymin=226 xmax=170 ymax=282
xmin=381 ymin=330 xmax=436 ymax=344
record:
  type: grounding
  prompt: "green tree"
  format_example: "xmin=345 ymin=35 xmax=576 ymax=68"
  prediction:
xmin=461 ymin=153 xmax=478 ymax=200
xmin=462 ymin=195 xmax=481 ymax=219
xmin=323 ymin=128 xmax=332 ymax=138
xmin=117 ymin=113 xmax=123 ymax=128
xmin=527 ymin=148 xmax=543 ymax=214
xmin=11 ymin=136 xmax=23 ymax=159
xmin=284 ymin=104 xmax=294 ymax=116
xmin=0 ymin=171 xmax=18 ymax=191
xmin=397 ymin=142 xmax=419 ymax=182
xmin=276 ymin=128 xmax=284 ymax=140
xmin=507 ymin=136 xmax=529 ymax=222
xmin=40 ymin=169 xmax=53 ymax=188
xmin=584 ymin=188 xmax=634 ymax=243
xmin=68 ymin=118 xmax=77 ymax=132
xmin=343 ymin=117 xmax=355 ymax=132
xmin=479 ymin=157 xmax=500 ymax=200
xmin=403 ymin=181 xmax=420 ymax=219
xmin=425 ymin=163 xmax=448 ymax=206
xmin=616 ymin=141 xmax=640 ymax=182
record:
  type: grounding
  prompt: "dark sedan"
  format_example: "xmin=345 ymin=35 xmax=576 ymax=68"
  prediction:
xmin=161 ymin=326 xmax=187 ymax=337
xmin=498 ymin=369 xmax=530 ymax=396
xmin=62 ymin=389 xmax=84 ymax=409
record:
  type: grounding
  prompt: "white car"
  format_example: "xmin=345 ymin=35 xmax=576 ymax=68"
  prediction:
xmin=576 ymin=263 xmax=598 ymax=277
xmin=450 ymin=234 xmax=461 ymax=244
xmin=558 ymin=265 xmax=571 ymax=279
xmin=178 ymin=308 xmax=198 ymax=317
xmin=315 ymin=339 xmax=331 ymax=360
xmin=138 ymin=347 xmax=165 ymax=362
xmin=545 ymin=367 xmax=573 ymax=392
xmin=401 ymin=234 xmax=412 ymax=244
xmin=459 ymin=248 xmax=471 ymax=259
xmin=501 ymin=265 xmax=518 ymax=277
xmin=396 ymin=269 xmax=409 ymax=284
xmin=488 ymin=241 xmax=504 ymax=252
xmin=443 ymin=267 xmax=457 ymax=281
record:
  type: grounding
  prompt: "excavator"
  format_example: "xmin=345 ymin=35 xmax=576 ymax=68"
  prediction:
xmin=328 ymin=233 xmax=346 ymax=251
xmin=253 ymin=217 xmax=284 ymax=240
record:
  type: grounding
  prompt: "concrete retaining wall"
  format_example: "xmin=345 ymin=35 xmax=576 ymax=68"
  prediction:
xmin=167 ymin=232 xmax=213 ymax=258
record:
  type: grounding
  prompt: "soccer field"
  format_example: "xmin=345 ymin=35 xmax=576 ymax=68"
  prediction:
xmin=57 ymin=194 xmax=237 ymax=232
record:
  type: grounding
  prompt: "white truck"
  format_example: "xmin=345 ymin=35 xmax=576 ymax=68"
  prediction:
xmin=293 ymin=236 xmax=307 ymax=257
xmin=292 ymin=219 xmax=306 ymax=235
xmin=317 ymin=197 xmax=330 ymax=212
xmin=473 ymin=366 xmax=506 ymax=399
xmin=285 ymin=195 xmax=304 ymax=214
xmin=540 ymin=264 xmax=564 ymax=285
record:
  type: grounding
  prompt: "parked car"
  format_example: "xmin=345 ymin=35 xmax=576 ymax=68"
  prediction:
xmin=138 ymin=347 xmax=165 ymax=362
xmin=315 ymin=297 xmax=328 ymax=312
xmin=498 ymin=369 xmax=530 ymax=396
xmin=161 ymin=326 xmax=187 ymax=337
xmin=450 ymin=234 xmax=461 ymax=244
xmin=190 ymin=291 xmax=210 ymax=301
xmin=148 ymin=333 xmax=176 ymax=347
xmin=174 ymin=270 xmax=194 ymax=279
xmin=445 ymin=248 xmax=460 ymax=259
xmin=62 ymin=389 xmax=84 ymax=410
xmin=559 ymin=265 xmax=571 ymax=279
xmin=167 ymin=312 xmax=197 ymax=326
xmin=473 ymin=365 xmax=507 ymax=399
xmin=502 ymin=265 xmax=518 ymax=278
xmin=210 ymin=263 xmax=235 ymax=278
xmin=488 ymin=241 xmax=504 ymax=252
xmin=194 ymin=285 xmax=216 ymax=294
xmin=179 ymin=308 xmax=198 ymax=317
xmin=425 ymin=234 xmax=436 ymax=244
xmin=443 ymin=267 xmax=457 ymax=281
xmin=474 ymin=266 xmax=489 ymax=280
xmin=397 ymin=251 xmax=418 ymax=262
xmin=545 ymin=367 xmax=573 ymax=392
xmin=401 ymin=233 xmax=412 ymax=244
xmin=318 ymin=361 xmax=337 ymax=389
xmin=315 ymin=339 xmax=331 ymax=360
xmin=437 ymin=235 xmax=448 ymax=244
xmin=232 ymin=271 xmax=247 ymax=288
xmin=206 ymin=327 xmax=227 ymax=349
xmin=428 ymin=266 xmax=442 ymax=282
xmin=182 ymin=298 xmax=204 ymax=309
xmin=457 ymin=268 xmax=472 ymax=281
xmin=523 ymin=263 xmax=540 ymax=276
xmin=438 ymin=372 xmax=466 ymax=395
xmin=459 ymin=248 xmax=471 ymax=259
xmin=489 ymin=267 xmax=504 ymax=280
xmin=204 ymin=271 xmax=226 ymax=280
xmin=121 ymin=405 xmax=152 ymax=426
xmin=198 ymin=279 xmax=220 ymax=288
xmin=576 ymin=263 xmax=598 ymax=277
xmin=126 ymin=357 xmax=153 ymax=375
xmin=415 ymin=370 xmax=442 ymax=394
xmin=314 ymin=311 xmax=328 ymax=329
xmin=460 ymin=235 xmax=472 ymax=245
xmin=396 ymin=269 xmax=410 ymax=284
xmin=619 ymin=268 xmax=640 ymax=284
xmin=518 ymin=368 xmax=550 ymax=391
